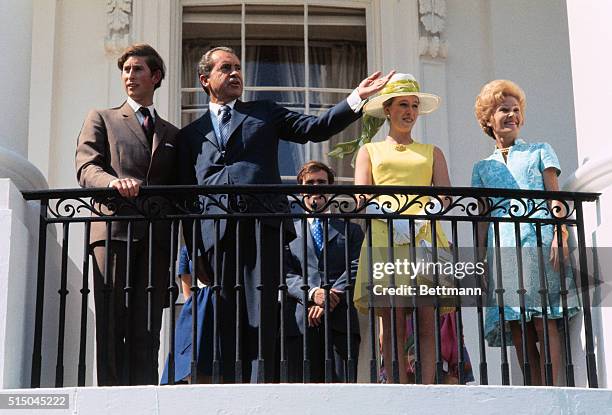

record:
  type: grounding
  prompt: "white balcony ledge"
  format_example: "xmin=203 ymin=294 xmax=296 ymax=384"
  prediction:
xmin=2 ymin=384 xmax=611 ymax=415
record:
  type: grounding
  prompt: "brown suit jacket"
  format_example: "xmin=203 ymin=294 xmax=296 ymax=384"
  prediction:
xmin=75 ymin=101 xmax=179 ymax=245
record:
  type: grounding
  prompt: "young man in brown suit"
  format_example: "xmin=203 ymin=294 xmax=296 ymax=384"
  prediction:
xmin=75 ymin=44 xmax=179 ymax=386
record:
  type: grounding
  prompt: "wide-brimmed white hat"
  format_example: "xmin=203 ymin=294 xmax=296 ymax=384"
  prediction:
xmin=364 ymin=73 xmax=441 ymax=118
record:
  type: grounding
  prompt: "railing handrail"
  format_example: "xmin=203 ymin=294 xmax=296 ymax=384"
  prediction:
xmin=21 ymin=184 xmax=601 ymax=202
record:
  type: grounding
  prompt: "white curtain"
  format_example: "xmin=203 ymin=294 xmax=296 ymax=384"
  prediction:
xmin=308 ymin=44 xmax=366 ymax=177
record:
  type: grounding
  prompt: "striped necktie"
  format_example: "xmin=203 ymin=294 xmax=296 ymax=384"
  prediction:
xmin=218 ymin=105 xmax=232 ymax=148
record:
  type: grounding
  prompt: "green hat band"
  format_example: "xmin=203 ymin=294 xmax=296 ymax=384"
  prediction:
xmin=379 ymin=79 xmax=421 ymax=95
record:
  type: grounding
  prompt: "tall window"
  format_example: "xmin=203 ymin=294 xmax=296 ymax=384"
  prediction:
xmin=181 ymin=3 xmax=367 ymax=179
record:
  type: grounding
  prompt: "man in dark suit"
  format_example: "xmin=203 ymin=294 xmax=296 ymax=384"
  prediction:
xmin=178 ymin=46 xmax=392 ymax=383
xmin=75 ymin=44 xmax=178 ymax=385
xmin=285 ymin=161 xmax=363 ymax=382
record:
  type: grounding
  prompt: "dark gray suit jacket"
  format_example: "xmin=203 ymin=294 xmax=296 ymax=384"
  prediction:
xmin=177 ymin=99 xmax=361 ymax=253
xmin=285 ymin=218 xmax=363 ymax=336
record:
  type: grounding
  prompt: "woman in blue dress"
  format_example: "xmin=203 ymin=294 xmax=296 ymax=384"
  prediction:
xmin=471 ymin=80 xmax=579 ymax=385
xmin=160 ymin=245 xmax=214 ymax=384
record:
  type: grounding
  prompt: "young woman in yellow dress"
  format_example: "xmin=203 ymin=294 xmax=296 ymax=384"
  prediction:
xmin=350 ymin=73 xmax=452 ymax=384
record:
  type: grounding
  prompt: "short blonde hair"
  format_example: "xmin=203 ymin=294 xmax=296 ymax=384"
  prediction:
xmin=474 ymin=80 xmax=526 ymax=139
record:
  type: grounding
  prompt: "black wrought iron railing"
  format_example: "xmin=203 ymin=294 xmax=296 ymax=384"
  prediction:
xmin=21 ymin=185 xmax=600 ymax=388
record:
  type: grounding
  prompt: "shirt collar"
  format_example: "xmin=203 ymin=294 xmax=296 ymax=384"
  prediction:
xmin=307 ymin=212 xmax=331 ymax=224
xmin=209 ymin=100 xmax=237 ymax=116
xmin=492 ymin=138 xmax=526 ymax=156
xmin=127 ymin=97 xmax=155 ymax=121
xmin=514 ymin=138 xmax=527 ymax=147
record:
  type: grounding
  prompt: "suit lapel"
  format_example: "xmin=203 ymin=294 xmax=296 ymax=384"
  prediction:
xmin=151 ymin=110 xmax=168 ymax=155
xmin=307 ymin=221 xmax=321 ymax=266
xmin=195 ymin=109 xmax=222 ymax=151
xmin=315 ymin=219 xmax=341 ymax=271
xmin=294 ymin=220 xmax=321 ymax=272
xmin=225 ymin=100 xmax=248 ymax=147
xmin=327 ymin=218 xmax=341 ymax=243
xmin=120 ymin=102 xmax=149 ymax=151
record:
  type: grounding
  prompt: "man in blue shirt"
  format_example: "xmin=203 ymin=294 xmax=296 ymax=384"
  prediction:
xmin=285 ymin=161 xmax=363 ymax=382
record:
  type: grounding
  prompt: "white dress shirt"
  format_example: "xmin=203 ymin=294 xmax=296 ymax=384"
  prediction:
xmin=126 ymin=97 xmax=156 ymax=126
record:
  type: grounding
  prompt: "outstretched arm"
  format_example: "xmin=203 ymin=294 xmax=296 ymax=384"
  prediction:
xmin=278 ymin=70 xmax=395 ymax=144
xmin=356 ymin=70 xmax=396 ymax=100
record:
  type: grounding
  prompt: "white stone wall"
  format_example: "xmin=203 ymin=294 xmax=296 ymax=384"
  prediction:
xmin=0 ymin=180 xmax=42 ymax=388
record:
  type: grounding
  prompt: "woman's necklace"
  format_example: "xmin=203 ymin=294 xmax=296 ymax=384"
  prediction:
xmin=388 ymin=138 xmax=413 ymax=152
xmin=498 ymin=145 xmax=512 ymax=163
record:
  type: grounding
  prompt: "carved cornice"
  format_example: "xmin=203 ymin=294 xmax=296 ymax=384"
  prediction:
xmin=104 ymin=0 xmax=132 ymax=56
xmin=418 ymin=0 xmax=448 ymax=60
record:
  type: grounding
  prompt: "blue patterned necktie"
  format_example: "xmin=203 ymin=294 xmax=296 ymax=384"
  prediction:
xmin=218 ymin=105 xmax=232 ymax=148
xmin=311 ymin=218 xmax=324 ymax=254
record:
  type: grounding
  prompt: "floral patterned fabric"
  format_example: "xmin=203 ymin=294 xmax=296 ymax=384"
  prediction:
xmin=471 ymin=139 xmax=580 ymax=347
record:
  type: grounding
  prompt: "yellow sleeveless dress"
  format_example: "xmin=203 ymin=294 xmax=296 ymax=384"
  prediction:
xmin=353 ymin=140 xmax=451 ymax=314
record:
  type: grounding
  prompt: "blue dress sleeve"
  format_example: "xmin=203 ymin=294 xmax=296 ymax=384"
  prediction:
xmin=178 ymin=246 xmax=192 ymax=275
xmin=539 ymin=142 xmax=561 ymax=176
xmin=471 ymin=162 xmax=484 ymax=187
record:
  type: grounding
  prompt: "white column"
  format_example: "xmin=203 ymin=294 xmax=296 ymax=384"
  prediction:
xmin=0 ymin=0 xmax=33 ymax=156
xmin=565 ymin=0 xmax=612 ymax=389
xmin=0 ymin=0 xmax=49 ymax=389
xmin=0 ymin=0 xmax=47 ymax=191
xmin=566 ymin=0 xmax=612 ymax=165
xmin=131 ymin=0 xmax=181 ymax=125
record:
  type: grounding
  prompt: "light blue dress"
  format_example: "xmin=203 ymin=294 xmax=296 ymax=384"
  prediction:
xmin=471 ymin=139 xmax=580 ymax=347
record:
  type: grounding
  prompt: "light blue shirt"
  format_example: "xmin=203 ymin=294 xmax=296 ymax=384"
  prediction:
xmin=208 ymin=100 xmax=237 ymax=143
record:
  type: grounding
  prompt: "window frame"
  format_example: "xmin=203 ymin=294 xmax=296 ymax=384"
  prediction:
xmin=177 ymin=0 xmax=375 ymax=164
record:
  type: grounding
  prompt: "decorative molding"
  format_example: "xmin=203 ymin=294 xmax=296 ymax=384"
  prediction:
xmin=418 ymin=0 xmax=448 ymax=60
xmin=104 ymin=0 xmax=133 ymax=56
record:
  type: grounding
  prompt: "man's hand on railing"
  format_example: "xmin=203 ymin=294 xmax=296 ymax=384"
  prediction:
xmin=109 ymin=177 xmax=141 ymax=198
xmin=312 ymin=288 xmax=341 ymax=311
xmin=307 ymin=305 xmax=324 ymax=327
